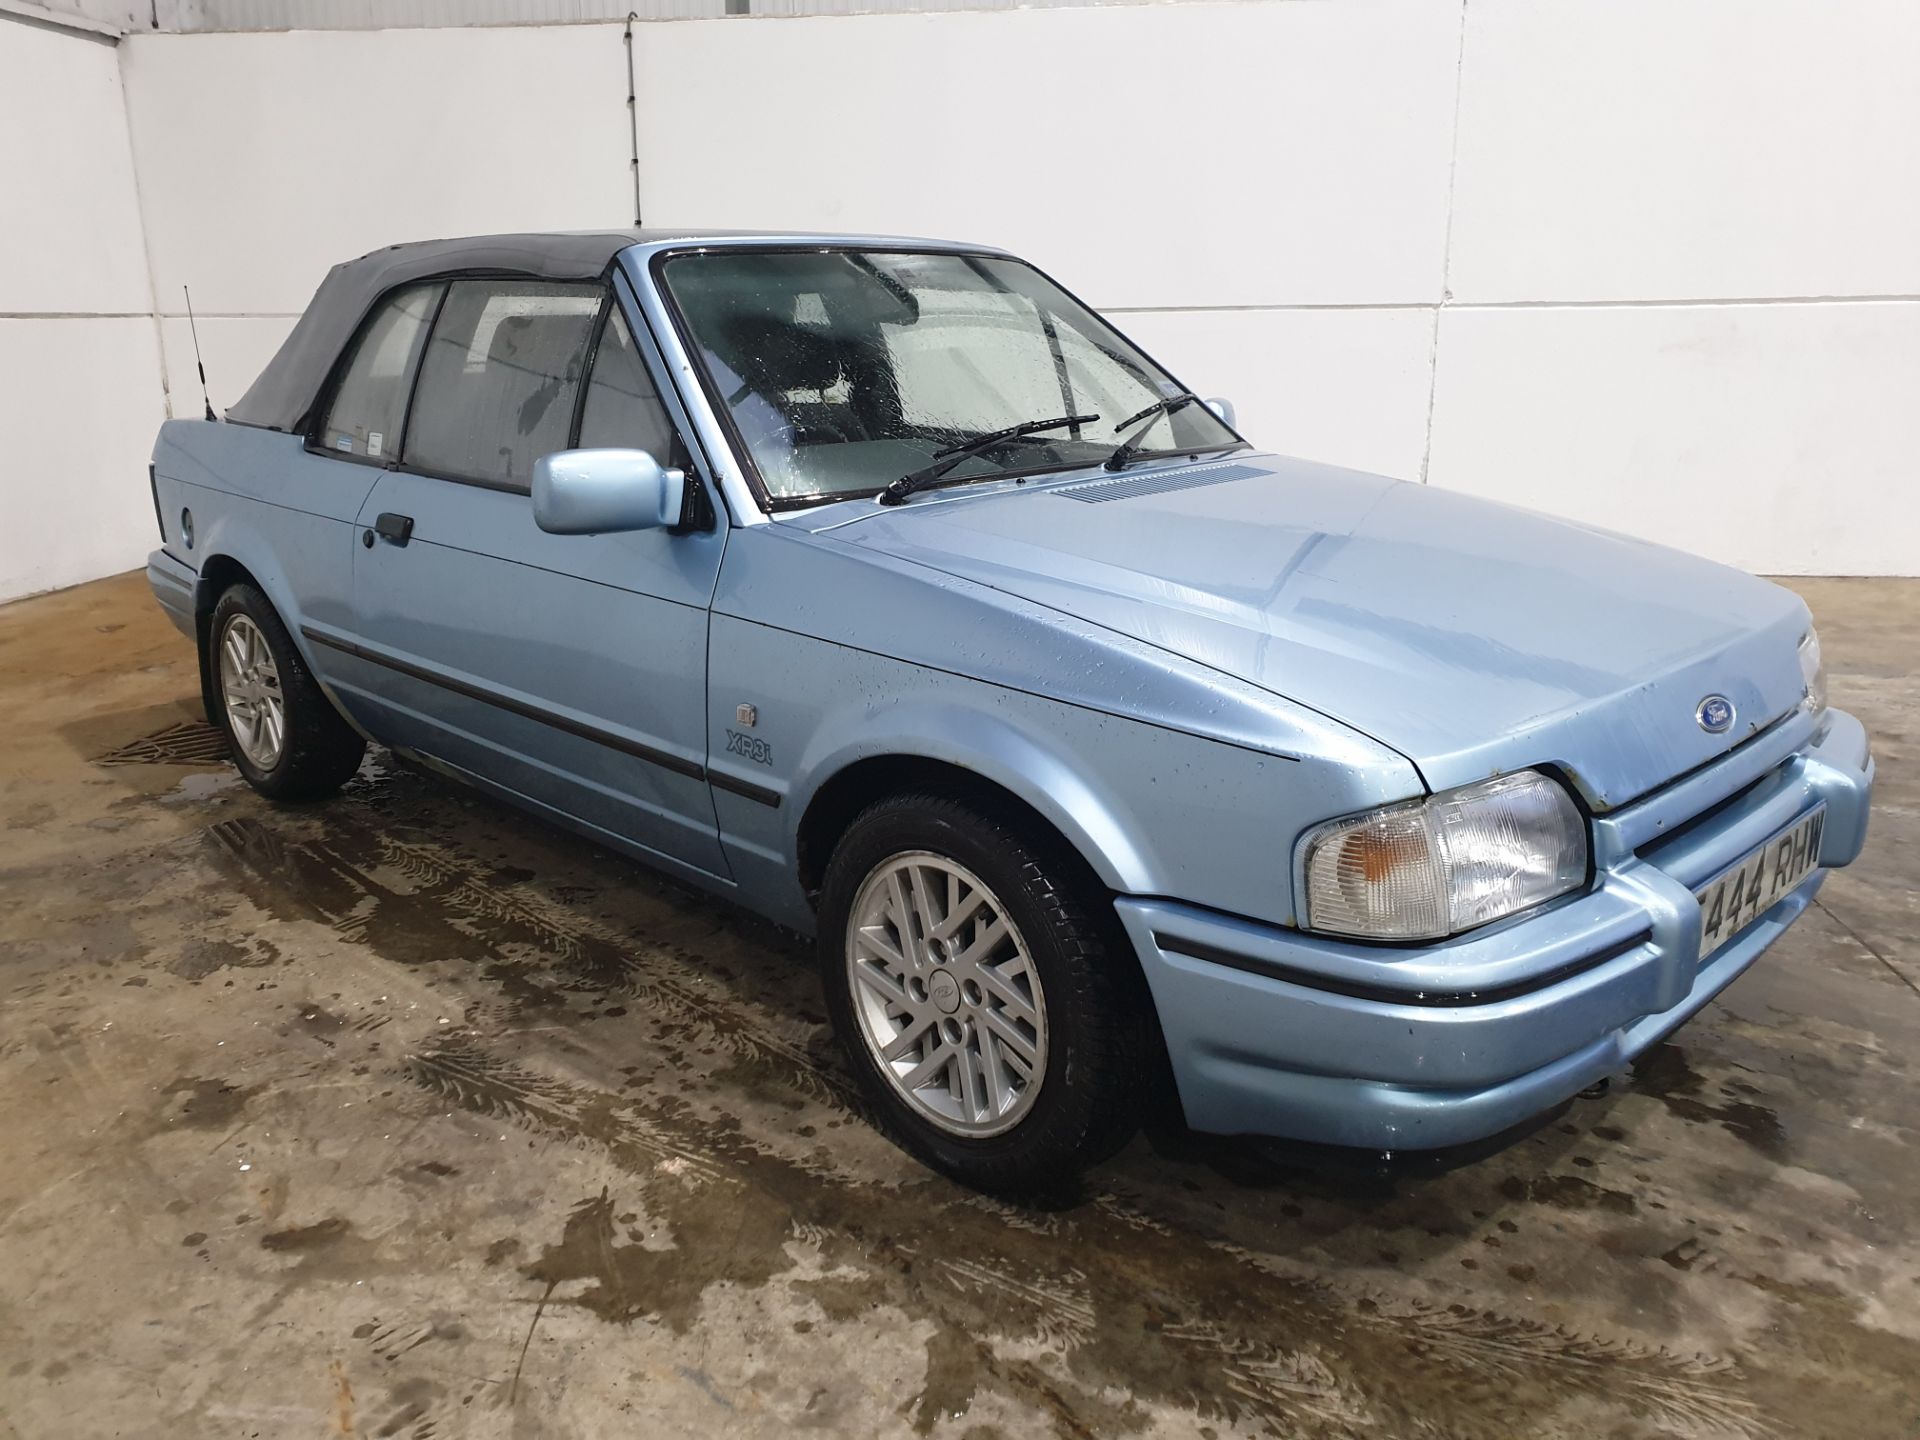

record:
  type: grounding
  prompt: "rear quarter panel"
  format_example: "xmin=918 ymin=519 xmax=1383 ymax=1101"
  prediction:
xmin=151 ymin=420 xmax=375 ymax=657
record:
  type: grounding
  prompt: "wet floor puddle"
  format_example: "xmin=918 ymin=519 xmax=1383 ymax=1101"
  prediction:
xmin=70 ymin=714 xmax=1920 ymax=1438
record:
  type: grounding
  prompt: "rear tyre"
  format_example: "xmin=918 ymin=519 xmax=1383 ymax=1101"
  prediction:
xmin=817 ymin=791 xmax=1148 ymax=1192
xmin=208 ymin=583 xmax=364 ymax=800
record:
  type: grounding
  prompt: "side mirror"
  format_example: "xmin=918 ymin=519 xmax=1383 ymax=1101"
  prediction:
xmin=532 ymin=449 xmax=684 ymax=535
xmin=1204 ymin=397 xmax=1237 ymax=431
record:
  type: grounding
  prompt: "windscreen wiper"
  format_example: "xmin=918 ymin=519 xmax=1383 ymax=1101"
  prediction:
xmin=877 ymin=413 xmax=1100 ymax=507
xmin=1103 ymin=393 xmax=1203 ymax=472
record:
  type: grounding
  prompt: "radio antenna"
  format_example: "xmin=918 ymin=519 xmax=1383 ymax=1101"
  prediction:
xmin=183 ymin=285 xmax=216 ymax=421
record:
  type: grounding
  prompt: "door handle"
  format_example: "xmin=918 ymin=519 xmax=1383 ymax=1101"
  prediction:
xmin=368 ymin=512 xmax=414 ymax=547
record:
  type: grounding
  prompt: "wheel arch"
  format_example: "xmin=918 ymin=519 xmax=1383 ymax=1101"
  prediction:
xmin=194 ymin=552 xmax=264 ymax=615
xmin=192 ymin=553 xmax=270 ymax=726
xmin=797 ymin=747 xmax=1182 ymax=1143
xmin=191 ymin=548 xmax=338 ymax=735
xmin=794 ymin=747 xmax=1148 ymax=911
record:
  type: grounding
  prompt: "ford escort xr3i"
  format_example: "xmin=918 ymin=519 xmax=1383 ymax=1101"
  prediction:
xmin=146 ymin=231 xmax=1874 ymax=1190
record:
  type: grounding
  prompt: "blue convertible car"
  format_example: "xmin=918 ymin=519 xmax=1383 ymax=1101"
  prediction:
xmin=147 ymin=230 xmax=1873 ymax=1189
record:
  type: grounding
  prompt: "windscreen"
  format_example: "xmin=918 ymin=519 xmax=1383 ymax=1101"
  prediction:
xmin=658 ymin=250 xmax=1239 ymax=506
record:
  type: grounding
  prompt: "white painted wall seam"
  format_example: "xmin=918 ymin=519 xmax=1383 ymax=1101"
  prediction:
xmin=23 ymin=296 xmax=1920 ymax=319
xmin=113 ymin=34 xmax=177 ymax=420
xmin=1418 ymin=0 xmax=1472 ymax=487
xmin=1103 ymin=296 xmax=1920 ymax=316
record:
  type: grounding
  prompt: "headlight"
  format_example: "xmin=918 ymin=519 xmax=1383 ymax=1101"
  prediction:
xmin=1798 ymin=628 xmax=1827 ymax=716
xmin=1300 ymin=771 xmax=1588 ymax=941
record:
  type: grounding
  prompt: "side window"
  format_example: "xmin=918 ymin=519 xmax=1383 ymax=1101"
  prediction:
xmin=404 ymin=279 xmax=602 ymax=490
xmin=577 ymin=308 xmax=679 ymax=460
xmin=317 ymin=282 xmax=440 ymax=461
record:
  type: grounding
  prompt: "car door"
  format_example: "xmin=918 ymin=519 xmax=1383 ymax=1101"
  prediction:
xmin=338 ymin=272 xmax=732 ymax=880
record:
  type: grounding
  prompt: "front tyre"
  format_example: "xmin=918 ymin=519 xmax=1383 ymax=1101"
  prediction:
xmin=818 ymin=792 xmax=1147 ymax=1192
xmin=209 ymin=583 xmax=364 ymax=800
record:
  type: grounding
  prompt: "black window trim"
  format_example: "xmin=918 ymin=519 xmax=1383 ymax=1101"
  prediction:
xmin=303 ymin=262 xmax=722 ymax=522
xmin=301 ymin=266 xmax=616 ymax=488
xmin=394 ymin=274 xmax=611 ymax=496
xmin=603 ymin=266 xmax=722 ymax=533
xmin=302 ymin=277 xmax=448 ymax=471
xmin=646 ymin=242 xmax=1248 ymax=515
xmin=396 ymin=280 xmax=452 ymax=463
xmin=564 ymin=288 xmax=618 ymax=452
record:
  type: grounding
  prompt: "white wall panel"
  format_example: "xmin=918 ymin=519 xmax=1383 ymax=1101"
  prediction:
xmin=1424 ymin=301 xmax=1920 ymax=576
xmin=156 ymin=314 xmax=295 ymax=420
xmin=1448 ymin=0 xmax=1920 ymax=304
xmin=0 ymin=319 xmax=168 ymax=600
xmin=634 ymin=1 xmax=1461 ymax=309
xmin=1116 ymin=305 xmax=1433 ymax=481
xmin=0 ymin=18 xmax=153 ymax=314
xmin=0 ymin=17 xmax=167 ymax=601
xmin=120 ymin=26 xmax=635 ymax=319
xmin=55 ymin=2 xmax=1920 ymax=580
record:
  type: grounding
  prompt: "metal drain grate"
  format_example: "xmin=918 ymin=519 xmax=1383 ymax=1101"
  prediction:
xmin=1052 ymin=461 xmax=1269 ymax=504
xmin=96 ymin=719 xmax=230 ymax=767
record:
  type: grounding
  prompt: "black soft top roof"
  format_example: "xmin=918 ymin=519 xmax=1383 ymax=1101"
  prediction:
xmin=226 ymin=230 xmax=725 ymax=432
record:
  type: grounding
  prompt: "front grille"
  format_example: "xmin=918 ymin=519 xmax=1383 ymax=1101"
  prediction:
xmin=1605 ymin=706 xmax=1812 ymax=859
xmin=1635 ymin=762 xmax=1782 ymax=860
xmin=1632 ymin=748 xmax=1818 ymax=894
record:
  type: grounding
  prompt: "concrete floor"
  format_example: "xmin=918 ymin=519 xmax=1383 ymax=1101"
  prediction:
xmin=0 ymin=571 xmax=1914 ymax=1440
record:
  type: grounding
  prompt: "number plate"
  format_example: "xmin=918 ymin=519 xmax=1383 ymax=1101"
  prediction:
xmin=1694 ymin=807 xmax=1825 ymax=958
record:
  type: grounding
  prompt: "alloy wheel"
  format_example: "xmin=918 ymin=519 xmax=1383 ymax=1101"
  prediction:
xmin=845 ymin=851 xmax=1049 ymax=1137
xmin=218 ymin=613 xmax=286 ymax=770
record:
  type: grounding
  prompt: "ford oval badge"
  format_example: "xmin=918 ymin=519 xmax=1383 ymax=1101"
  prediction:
xmin=1696 ymin=694 xmax=1735 ymax=734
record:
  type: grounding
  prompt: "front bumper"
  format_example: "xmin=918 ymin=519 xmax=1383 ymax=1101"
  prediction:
xmin=1121 ymin=706 xmax=1874 ymax=1149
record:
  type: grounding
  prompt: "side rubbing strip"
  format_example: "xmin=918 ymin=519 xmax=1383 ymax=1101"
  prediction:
xmin=707 ymin=769 xmax=782 ymax=808
xmin=300 ymin=624 xmax=780 ymax=807
xmin=1151 ymin=929 xmax=1652 ymax=1008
